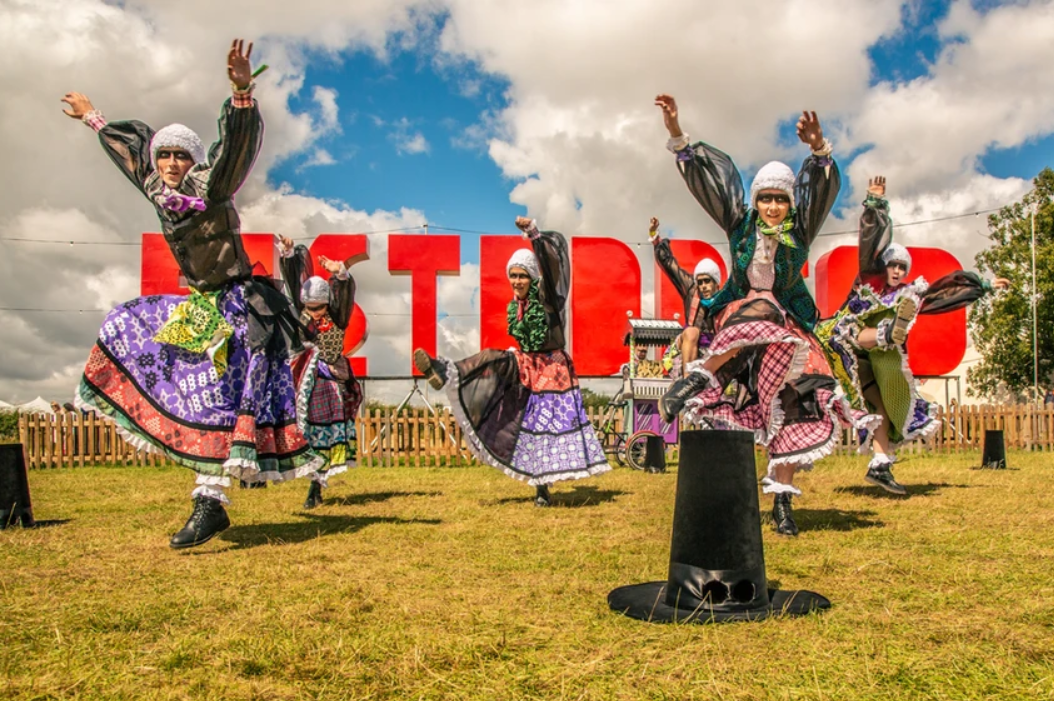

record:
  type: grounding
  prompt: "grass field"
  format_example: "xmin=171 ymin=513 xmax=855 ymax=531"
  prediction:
xmin=3 ymin=451 xmax=1054 ymax=700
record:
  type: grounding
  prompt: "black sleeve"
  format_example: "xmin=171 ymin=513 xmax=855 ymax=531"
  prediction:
xmin=97 ymin=119 xmax=156 ymax=196
xmin=279 ymin=245 xmax=313 ymax=315
xmin=794 ymin=155 xmax=841 ymax=247
xmin=653 ymin=237 xmax=694 ymax=302
xmin=533 ymin=230 xmax=570 ymax=314
xmin=859 ymin=196 xmax=892 ymax=279
xmin=204 ymin=98 xmax=264 ymax=202
xmin=676 ymin=141 xmax=748 ymax=238
xmin=328 ymin=270 xmax=357 ymax=330
xmin=920 ymin=271 xmax=991 ymax=315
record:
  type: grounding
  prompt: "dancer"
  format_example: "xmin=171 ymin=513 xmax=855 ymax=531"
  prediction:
xmin=817 ymin=176 xmax=1009 ymax=494
xmin=654 ymin=94 xmax=879 ymax=536
xmin=64 ymin=40 xmax=320 ymax=549
xmin=414 ymin=217 xmax=609 ymax=506
xmin=648 ymin=216 xmax=720 ymax=366
xmin=278 ymin=236 xmax=363 ymax=509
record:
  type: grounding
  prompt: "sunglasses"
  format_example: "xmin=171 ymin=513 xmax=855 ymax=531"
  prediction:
xmin=757 ymin=193 xmax=791 ymax=205
xmin=695 ymin=276 xmax=715 ymax=285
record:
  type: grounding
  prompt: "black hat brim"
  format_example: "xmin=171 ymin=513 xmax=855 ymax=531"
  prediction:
xmin=608 ymin=582 xmax=830 ymax=623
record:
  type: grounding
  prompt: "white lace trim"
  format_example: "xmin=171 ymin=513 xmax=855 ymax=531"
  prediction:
xmin=195 ymin=474 xmax=232 ymax=488
xmin=191 ymin=484 xmax=230 ymax=505
xmin=666 ymin=133 xmax=690 ymax=153
xmin=760 ymin=477 xmax=802 ymax=496
xmin=766 ymin=392 xmax=882 ymax=473
xmin=222 ymin=453 xmax=326 ymax=485
xmin=294 ymin=348 xmax=321 ymax=435
xmin=444 ymin=356 xmax=611 ymax=487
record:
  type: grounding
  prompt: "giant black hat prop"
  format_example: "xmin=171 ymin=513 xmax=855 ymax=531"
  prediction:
xmin=608 ymin=430 xmax=829 ymax=623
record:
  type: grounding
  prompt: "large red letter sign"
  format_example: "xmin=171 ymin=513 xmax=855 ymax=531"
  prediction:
xmin=653 ymin=240 xmax=727 ymax=323
xmin=571 ymin=238 xmax=641 ymax=375
xmin=388 ymin=235 xmax=460 ymax=375
xmin=815 ymin=245 xmax=968 ymax=376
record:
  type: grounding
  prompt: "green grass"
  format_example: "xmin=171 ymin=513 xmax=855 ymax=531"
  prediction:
xmin=3 ymin=452 xmax=1054 ymax=700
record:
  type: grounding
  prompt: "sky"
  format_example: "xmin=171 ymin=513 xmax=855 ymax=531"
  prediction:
xmin=0 ymin=0 xmax=1052 ymax=404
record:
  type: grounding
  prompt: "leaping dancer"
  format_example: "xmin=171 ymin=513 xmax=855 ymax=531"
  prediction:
xmin=65 ymin=40 xmax=321 ymax=549
xmin=414 ymin=218 xmax=610 ymax=506
xmin=816 ymin=175 xmax=1009 ymax=494
xmin=654 ymin=94 xmax=880 ymax=537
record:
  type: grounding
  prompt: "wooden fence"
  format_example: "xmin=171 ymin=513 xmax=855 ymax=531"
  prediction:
xmin=16 ymin=404 xmax=1054 ymax=470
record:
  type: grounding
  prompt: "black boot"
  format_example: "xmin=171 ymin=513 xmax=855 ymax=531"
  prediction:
xmin=865 ymin=459 xmax=907 ymax=495
xmin=772 ymin=493 xmax=799 ymax=537
xmin=170 ymin=496 xmax=231 ymax=550
xmin=303 ymin=481 xmax=324 ymax=509
xmin=413 ymin=349 xmax=448 ymax=390
xmin=534 ymin=484 xmax=552 ymax=507
xmin=658 ymin=371 xmax=712 ymax=423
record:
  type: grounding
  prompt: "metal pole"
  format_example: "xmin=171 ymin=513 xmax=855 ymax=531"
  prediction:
xmin=1032 ymin=205 xmax=1039 ymax=404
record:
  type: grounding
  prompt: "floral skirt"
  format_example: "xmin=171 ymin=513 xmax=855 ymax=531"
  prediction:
xmin=444 ymin=348 xmax=610 ymax=486
xmin=683 ymin=297 xmax=879 ymax=474
xmin=815 ymin=286 xmax=937 ymax=445
xmin=77 ymin=282 xmax=322 ymax=482
xmin=292 ymin=347 xmax=362 ymax=476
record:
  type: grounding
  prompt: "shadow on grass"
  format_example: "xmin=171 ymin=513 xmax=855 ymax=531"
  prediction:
xmin=328 ymin=490 xmax=442 ymax=507
xmin=792 ymin=508 xmax=883 ymax=531
xmin=834 ymin=482 xmax=971 ymax=498
xmin=488 ymin=485 xmax=627 ymax=508
xmin=1 ymin=518 xmax=72 ymax=530
xmin=212 ymin=514 xmax=442 ymax=551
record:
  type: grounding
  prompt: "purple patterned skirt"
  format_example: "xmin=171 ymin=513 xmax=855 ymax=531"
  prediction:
xmin=77 ymin=282 xmax=321 ymax=481
xmin=444 ymin=348 xmax=610 ymax=486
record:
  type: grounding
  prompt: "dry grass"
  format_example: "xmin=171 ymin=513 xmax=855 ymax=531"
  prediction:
xmin=2 ymin=451 xmax=1054 ymax=700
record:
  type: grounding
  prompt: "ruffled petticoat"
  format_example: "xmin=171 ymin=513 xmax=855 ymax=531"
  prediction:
xmin=682 ymin=295 xmax=880 ymax=486
xmin=77 ymin=283 xmax=323 ymax=483
xmin=815 ymin=284 xmax=937 ymax=446
xmin=291 ymin=347 xmax=362 ymax=483
xmin=444 ymin=348 xmax=610 ymax=486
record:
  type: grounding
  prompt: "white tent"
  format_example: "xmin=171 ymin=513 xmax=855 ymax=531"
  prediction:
xmin=0 ymin=400 xmax=15 ymax=412
xmin=16 ymin=397 xmax=55 ymax=415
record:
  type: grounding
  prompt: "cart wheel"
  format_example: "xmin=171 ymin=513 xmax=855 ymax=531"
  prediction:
xmin=626 ymin=430 xmax=661 ymax=471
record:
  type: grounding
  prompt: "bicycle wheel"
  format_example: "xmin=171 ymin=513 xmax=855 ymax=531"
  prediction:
xmin=600 ymin=429 xmax=626 ymax=467
xmin=626 ymin=430 xmax=661 ymax=471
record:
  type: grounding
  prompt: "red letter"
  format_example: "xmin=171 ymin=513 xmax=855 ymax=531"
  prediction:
xmin=479 ymin=236 xmax=532 ymax=351
xmin=308 ymin=234 xmax=371 ymax=376
xmin=388 ymin=235 xmax=460 ymax=375
xmin=815 ymin=245 xmax=967 ymax=376
xmin=654 ymin=240 xmax=727 ymax=323
xmin=571 ymin=238 xmax=641 ymax=375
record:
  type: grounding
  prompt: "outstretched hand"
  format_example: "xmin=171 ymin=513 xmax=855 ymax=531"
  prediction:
xmin=796 ymin=111 xmax=825 ymax=151
xmin=867 ymin=176 xmax=886 ymax=198
xmin=649 ymin=217 xmax=659 ymax=235
xmin=61 ymin=92 xmax=95 ymax=120
xmin=993 ymin=277 xmax=1011 ymax=291
xmin=228 ymin=38 xmax=254 ymax=89
xmin=514 ymin=216 xmax=535 ymax=236
xmin=654 ymin=94 xmax=682 ymax=138
xmin=318 ymin=255 xmax=344 ymax=275
xmin=277 ymin=235 xmax=294 ymax=252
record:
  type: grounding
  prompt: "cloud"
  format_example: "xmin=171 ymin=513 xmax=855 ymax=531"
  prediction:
xmin=389 ymin=117 xmax=431 ymax=155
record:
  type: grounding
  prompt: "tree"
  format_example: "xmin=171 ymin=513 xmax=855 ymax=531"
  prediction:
xmin=968 ymin=168 xmax=1054 ymax=400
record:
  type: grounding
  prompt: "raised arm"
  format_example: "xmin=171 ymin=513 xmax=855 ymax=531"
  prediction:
xmin=516 ymin=217 xmax=569 ymax=314
xmin=322 ymin=256 xmax=357 ymax=330
xmin=649 ymin=218 xmax=694 ymax=301
xmin=920 ymin=272 xmax=1009 ymax=315
xmin=63 ymin=91 xmax=155 ymax=195
xmin=792 ymin=111 xmax=840 ymax=246
xmin=278 ymin=239 xmax=313 ymax=315
xmin=858 ymin=176 xmax=892 ymax=283
xmin=205 ymin=39 xmax=264 ymax=202
xmin=656 ymin=94 xmax=747 ymax=237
